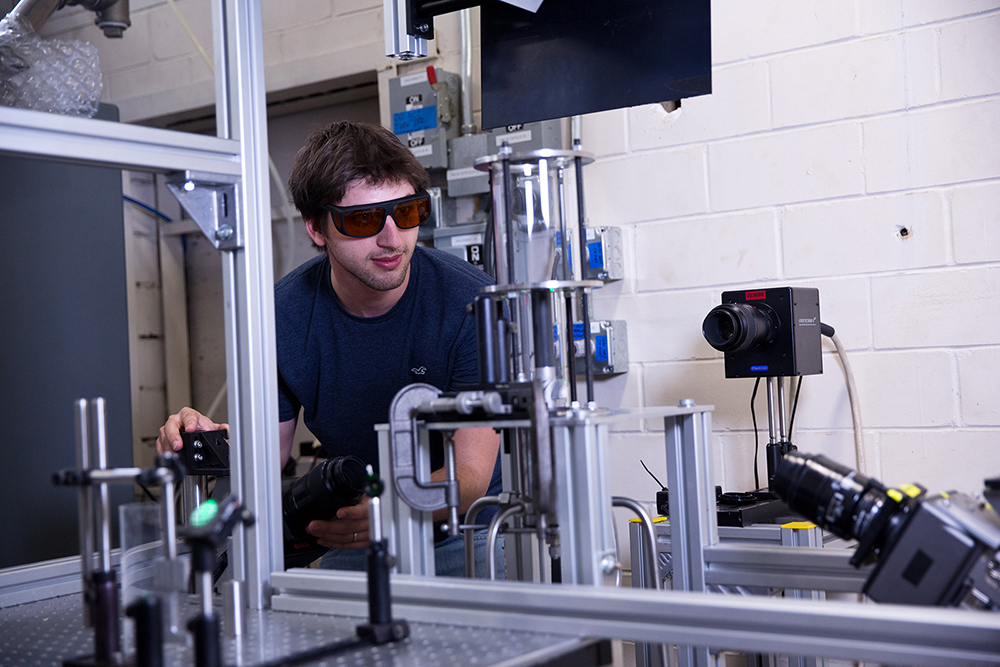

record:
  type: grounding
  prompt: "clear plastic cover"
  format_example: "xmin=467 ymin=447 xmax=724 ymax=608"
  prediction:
xmin=0 ymin=15 xmax=102 ymax=117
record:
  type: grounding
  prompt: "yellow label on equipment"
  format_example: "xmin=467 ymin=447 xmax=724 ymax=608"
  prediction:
xmin=887 ymin=489 xmax=904 ymax=503
xmin=899 ymin=484 xmax=922 ymax=498
xmin=781 ymin=521 xmax=817 ymax=530
xmin=630 ymin=516 xmax=668 ymax=523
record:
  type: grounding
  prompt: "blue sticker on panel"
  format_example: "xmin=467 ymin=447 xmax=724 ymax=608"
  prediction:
xmin=393 ymin=106 xmax=438 ymax=134
xmin=573 ymin=323 xmax=585 ymax=340
xmin=595 ymin=334 xmax=609 ymax=361
xmin=750 ymin=365 xmax=769 ymax=372
xmin=588 ymin=240 xmax=604 ymax=268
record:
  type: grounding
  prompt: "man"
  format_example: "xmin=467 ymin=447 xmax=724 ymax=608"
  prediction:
xmin=157 ymin=121 xmax=503 ymax=576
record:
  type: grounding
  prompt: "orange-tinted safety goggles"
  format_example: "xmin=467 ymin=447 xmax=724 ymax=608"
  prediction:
xmin=321 ymin=190 xmax=431 ymax=238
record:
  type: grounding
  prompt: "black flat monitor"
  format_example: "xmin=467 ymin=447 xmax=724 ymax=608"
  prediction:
xmin=481 ymin=0 xmax=712 ymax=129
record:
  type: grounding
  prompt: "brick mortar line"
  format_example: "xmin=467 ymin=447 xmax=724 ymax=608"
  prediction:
xmin=709 ymin=7 xmax=1000 ymax=68
xmin=610 ymin=93 xmax=1000 ymax=160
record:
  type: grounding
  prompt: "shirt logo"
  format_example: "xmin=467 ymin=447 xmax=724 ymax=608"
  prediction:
xmin=411 ymin=366 xmax=427 ymax=375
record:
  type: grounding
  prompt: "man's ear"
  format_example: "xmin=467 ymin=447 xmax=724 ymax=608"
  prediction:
xmin=304 ymin=215 xmax=327 ymax=247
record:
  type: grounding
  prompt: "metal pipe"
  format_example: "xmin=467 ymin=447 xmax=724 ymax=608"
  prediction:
xmin=463 ymin=495 xmax=501 ymax=577
xmin=74 ymin=398 xmax=94 ymax=627
xmin=459 ymin=8 xmax=475 ymax=135
xmin=612 ymin=497 xmax=660 ymax=590
xmin=91 ymin=398 xmax=112 ymax=573
xmin=4 ymin=0 xmax=61 ymax=33
xmin=487 ymin=504 xmax=525 ymax=580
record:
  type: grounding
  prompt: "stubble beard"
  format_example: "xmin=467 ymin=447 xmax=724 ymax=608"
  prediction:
xmin=328 ymin=244 xmax=413 ymax=293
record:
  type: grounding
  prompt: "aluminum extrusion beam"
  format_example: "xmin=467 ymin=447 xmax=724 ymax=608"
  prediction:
xmin=271 ymin=571 xmax=1000 ymax=667
xmin=702 ymin=543 xmax=868 ymax=592
xmin=0 ymin=105 xmax=242 ymax=175
xmin=0 ymin=553 xmax=120 ymax=609
xmin=212 ymin=0 xmax=282 ymax=610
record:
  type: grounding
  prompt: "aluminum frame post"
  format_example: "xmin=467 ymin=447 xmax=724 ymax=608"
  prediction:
xmin=552 ymin=415 xmax=615 ymax=585
xmin=376 ymin=426 xmax=435 ymax=575
xmin=212 ymin=0 xmax=282 ymax=610
xmin=664 ymin=401 xmax=717 ymax=667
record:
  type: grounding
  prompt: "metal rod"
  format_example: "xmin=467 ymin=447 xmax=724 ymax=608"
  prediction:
xmin=459 ymin=8 xmax=475 ymax=135
xmin=463 ymin=496 xmax=500 ymax=577
xmin=161 ymin=468 xmax=178 ymax=561
xmin=73 ymin=399 xmax=94 ymax=627
xmin=201 ymin=571 xmax=213 ymax=616
xmin=500 ymin=144 xmax=517 ymax=284
xmin=443 ymin=431 xmax=459 ymax=537
xmin=370 ymin=494 xmax=383 ymax=543
xmin=565 ymin=295 xmax=578 ymax=403
xmin=487 ymin=504 xmax=524 ymax=580
xmin=612 ymin=497 xmax=660 ymax=590
xmin=4 ymin=0 xmax=61 ymax=33
xmin=91 ymin=398 xmax=112 ymax=573
xmin=573 ymin=153 xmax=595 ymax=404
xmin=777 ymin=376 xmax=788 ymax=442
xmin=765 ymin=377 xmax=778 ymax=444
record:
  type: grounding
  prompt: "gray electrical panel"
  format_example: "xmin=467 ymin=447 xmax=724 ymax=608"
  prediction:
xmin=389 ymin=68 xmax=460 ymax=170
xmin=446 ymin=120 xmax=563 ymax=198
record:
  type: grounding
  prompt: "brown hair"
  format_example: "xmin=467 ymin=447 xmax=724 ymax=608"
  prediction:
xmin=288 ymin=121 xmax=430 ymax=235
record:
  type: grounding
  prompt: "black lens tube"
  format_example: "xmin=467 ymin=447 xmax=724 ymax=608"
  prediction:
xmin=474 ymin=296 xmax=499 ymax=385
xmin=283 ymin=456 xmax=367 ymax=542
xmin=703 ymin=303 xmax=775 ymax=352
xmin=531 ymin=289 xmax=555 ymax=371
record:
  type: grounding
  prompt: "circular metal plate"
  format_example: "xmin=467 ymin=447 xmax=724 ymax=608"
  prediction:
xmin=473 ymin=148 xmax=595 ymax=172
xmin=480 ymin=280 xmax=604 ymax=294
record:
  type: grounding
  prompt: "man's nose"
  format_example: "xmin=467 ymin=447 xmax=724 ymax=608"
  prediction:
xmin=377 ymin=215 xmax=403 ymax=245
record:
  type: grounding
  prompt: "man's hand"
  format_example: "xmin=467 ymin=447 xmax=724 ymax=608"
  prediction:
xmin=306 ymin=499 xmax=371 ymax=550
xmin=156 ymin=407 xmax=228 ymax=455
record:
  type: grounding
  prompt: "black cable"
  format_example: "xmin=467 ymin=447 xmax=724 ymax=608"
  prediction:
xmin=787 ymin=376 xmax=803 ymax=438
xmin=238 ymin=636 xmax=367 ymax=667
xmin=640 ymin=459 xmax=664 ymax=489
xmin=750 ymin=377 xmax=761 ymax=491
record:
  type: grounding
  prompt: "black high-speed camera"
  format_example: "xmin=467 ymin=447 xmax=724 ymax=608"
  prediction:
xmin=774 ymin=452 xmax=1000 ymax=609
xmin=702 ymin=286 xmax=822 ymax=378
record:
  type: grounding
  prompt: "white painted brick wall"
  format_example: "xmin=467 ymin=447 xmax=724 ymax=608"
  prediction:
xmin=709 ymin=124 xmax=864 ymax=211
xmin=957 ymin=348 xmax=1000 ymax=426
xmin=781 ymin=191 xmax=948 ymax=278
xmin=769 ymin=36 xmax=907 ymax=128
xmin=951 ymin=182 xmax=1000 ymax=263
xmin=32 ymin=2 xmax=1000 ymax=540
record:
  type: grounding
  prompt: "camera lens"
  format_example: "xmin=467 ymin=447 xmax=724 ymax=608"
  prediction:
xmin=773 ymin=453 xmax=902 ymax=564
xmin=702 ymin=303 xmax=775 ymax=352
xmin=282 ymin=455 xmax=367 ymax=543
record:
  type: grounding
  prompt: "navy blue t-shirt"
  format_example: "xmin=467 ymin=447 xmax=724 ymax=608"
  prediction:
xmin=275 ymin=246 xmax=503 ymax=519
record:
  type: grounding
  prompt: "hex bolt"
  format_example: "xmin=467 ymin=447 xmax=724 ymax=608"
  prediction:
xmin=215 ymin=225 xmax=234 ymax=241
xmin=193 ymin=440 xmax=202 ymax=449
xmin=600 ymin=555 xmax=618 ymax=574
xmin=679 ymin=398 xmax=695 ymax=407
xmin=193 ymin=453 xmax=203 ymax=462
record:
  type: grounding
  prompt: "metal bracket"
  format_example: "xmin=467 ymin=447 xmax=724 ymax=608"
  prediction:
xmin=165 ymin=170 xmax=243 ymax=250
xmin=389 ymin=383 xmax=458 ymax=512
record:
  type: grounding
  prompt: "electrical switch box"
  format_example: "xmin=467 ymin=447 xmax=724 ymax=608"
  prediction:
xmin=573 ymin=320 xmax=628 ymax=375
xmin=582 ymin=226 xmax=623 ymax=282
xmin=389 ymin=68 xmax=460 ymax=170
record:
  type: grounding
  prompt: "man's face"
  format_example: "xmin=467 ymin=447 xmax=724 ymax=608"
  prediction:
xmin=306 ymin=179 xmax=420 ymax=294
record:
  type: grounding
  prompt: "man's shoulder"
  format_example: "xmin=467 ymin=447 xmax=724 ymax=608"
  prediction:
xmin=414 ymin=246 xmax=494 ymax=294
xmin=275 ymin=254 xmax=326 ymax=303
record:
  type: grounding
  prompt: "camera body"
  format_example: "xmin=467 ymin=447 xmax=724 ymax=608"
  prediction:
xmin=703 ymin=286 xmax=822 ymax=378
